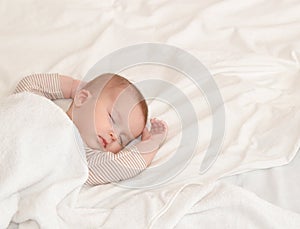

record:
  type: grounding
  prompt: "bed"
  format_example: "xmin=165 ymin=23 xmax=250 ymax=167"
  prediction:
xmin=0 ymin=0 xmax=300 ymax=228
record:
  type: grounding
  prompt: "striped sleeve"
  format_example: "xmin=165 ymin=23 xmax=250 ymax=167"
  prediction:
xmin=13 ymin=73 xmax=64 ymax=100
xmin=84 ymin=143 xmax=147 ymax=185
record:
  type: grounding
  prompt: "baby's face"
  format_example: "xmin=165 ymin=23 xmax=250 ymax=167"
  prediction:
xmin=93 ymin=85 xmax=145 ymax=153
xmin=70 ymin=78 xmax=146 ymax=153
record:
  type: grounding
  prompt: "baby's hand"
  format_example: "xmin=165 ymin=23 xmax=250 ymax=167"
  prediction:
xmin=142 ymin=118 xmax=168 ymax=147
xmin=137 ymin=118 xmax=168 ymax=164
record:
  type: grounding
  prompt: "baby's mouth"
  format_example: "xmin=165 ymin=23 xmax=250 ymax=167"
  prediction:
xmin=98 ymin=135 xmax=107 ymax=148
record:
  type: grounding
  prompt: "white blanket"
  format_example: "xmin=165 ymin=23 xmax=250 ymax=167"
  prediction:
xmin=95 ymin=182 xmax=300 ymax=229
xmin=50 ymin=181 xmax=300 ymax=229
xmin=150 ymin=182 xmax=300 ymax=229
xmin=0 ymin=92 xmax=88 ymax=228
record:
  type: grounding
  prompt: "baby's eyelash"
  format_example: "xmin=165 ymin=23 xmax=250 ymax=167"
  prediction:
xmin=109 ymin=113 xmax=115 ymax=123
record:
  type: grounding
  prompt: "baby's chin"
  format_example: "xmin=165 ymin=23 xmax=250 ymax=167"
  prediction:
xmin=105 ymin=145 xmax=122 ymax=154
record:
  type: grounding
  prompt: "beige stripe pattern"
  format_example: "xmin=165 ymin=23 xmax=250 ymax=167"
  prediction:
xmin=13 ymin=73 xmax=147 ymax=185
xmin=14 ymin=73 xmax=64 ymax=100
xmin=85 ymin=143 xmax=147 ymax=185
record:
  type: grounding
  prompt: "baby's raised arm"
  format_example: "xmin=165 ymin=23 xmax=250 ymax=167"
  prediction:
xmin=136 ymin=118 xmax=168 ymax=166
xmin=14 ymin=73 xmax=83 ymax=100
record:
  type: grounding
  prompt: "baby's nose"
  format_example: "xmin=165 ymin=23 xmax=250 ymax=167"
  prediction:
xmin=109 ymin=132 xmax=117 ymax=142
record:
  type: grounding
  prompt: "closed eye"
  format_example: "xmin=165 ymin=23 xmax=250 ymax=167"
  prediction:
xmin=109 ymin=113 xmax=115 ymax=124
xmin=109 ymin=113 xmax=123 ymax=145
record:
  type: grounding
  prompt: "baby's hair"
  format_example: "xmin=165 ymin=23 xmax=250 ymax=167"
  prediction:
xmin=82 ymin=73 xmax=148 ymax=125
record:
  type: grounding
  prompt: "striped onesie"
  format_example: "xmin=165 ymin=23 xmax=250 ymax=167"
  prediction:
xmin=14 ymin=73 xmax=147 ymax=185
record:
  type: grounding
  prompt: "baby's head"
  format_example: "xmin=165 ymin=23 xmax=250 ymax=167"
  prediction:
xmin=69 ymin=73 xmax=148 ymax=153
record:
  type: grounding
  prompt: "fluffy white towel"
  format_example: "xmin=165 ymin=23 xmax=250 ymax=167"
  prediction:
xmin=0 ymin=92 xmax=88 ymax=229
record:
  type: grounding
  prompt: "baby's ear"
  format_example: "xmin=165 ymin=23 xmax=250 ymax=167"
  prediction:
xmin=74 ymin=89 xmax=92 ymax=107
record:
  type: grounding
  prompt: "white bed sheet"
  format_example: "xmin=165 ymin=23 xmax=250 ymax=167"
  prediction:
xmin=223 ymin=147 xmax=300 ymax=214
xmin=1 ymin=0 xmax=300 ymax=228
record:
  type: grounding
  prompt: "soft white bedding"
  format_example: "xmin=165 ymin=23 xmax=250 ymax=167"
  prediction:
xmin=1 ymin=0 xmax=300 ymax=228
xmin=224 ymin=147 xmax=300 ymax=214
xmin=0 ymin=93 xmax=88 ymax=228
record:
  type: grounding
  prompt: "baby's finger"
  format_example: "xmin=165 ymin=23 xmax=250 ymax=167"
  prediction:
xmin=150 ymin=118 xmax=157 ymax=124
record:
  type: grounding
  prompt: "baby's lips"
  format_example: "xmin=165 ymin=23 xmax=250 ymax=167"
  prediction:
xmin=98 ymin=135 xmax=107 ymax=148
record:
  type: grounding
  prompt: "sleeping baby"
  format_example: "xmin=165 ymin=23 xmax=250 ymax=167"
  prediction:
xmin=14 ymin=73 xmax=168 ymax=185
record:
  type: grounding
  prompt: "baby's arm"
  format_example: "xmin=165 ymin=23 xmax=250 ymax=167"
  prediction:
xmin=136 ymin=118 xmax=168 ymax=166
xmin=13 ymin=73 xmax=82 ymax=100
xmin=85 ymin=144 xmax=148 ymax=185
